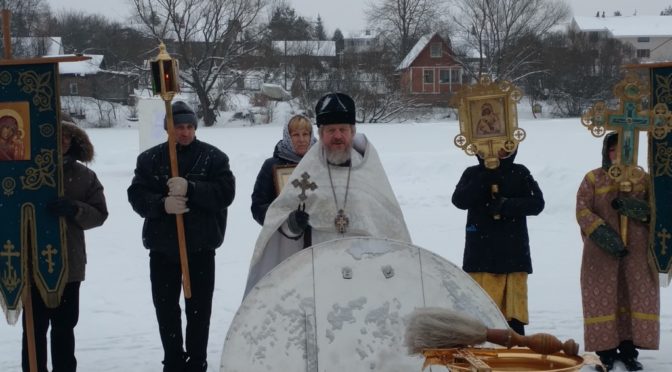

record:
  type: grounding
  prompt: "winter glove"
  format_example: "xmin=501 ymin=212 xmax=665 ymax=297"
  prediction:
xmin=46 ymin=197 xmax=79 ymax=217
xmin=589 ymin=224 xmax=628 ymax=258
xmin=287 ymin=204 xmax=310 ymax=234
xmin=167 ymin=177 xmax=189 ymax=197
xmin=611 ymin=197 xmax=650 ymax=223
xmin=164 ymin=196 xmax=189 ymax=214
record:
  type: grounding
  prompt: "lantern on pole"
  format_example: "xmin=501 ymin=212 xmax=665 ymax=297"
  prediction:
xmin=150 ymin=42 xmax=191 ymax=299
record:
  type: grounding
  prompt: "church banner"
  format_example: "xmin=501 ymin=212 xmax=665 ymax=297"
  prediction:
xmin=649 ymin=66 xmax=672 ymax=275
xmin=0 ymin=61 xmax=67 ymax=315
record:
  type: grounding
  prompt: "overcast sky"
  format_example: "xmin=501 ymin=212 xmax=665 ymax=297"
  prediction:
xmin=45 ymin=0 xmax=672 ymax=37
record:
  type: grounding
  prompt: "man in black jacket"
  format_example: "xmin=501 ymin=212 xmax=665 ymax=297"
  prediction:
xmin=127 ymin=101 xmax=235 ymax=372
xmin=452 ymin=149 xmax=544 ymax=335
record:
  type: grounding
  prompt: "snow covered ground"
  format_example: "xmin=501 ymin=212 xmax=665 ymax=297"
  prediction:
xmin=1 ymin=112 xmax=670 ymax=371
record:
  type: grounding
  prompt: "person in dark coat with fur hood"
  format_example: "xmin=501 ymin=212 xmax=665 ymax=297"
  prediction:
xmin=451 ymin=148 xmax=544 ymax=336
xmin=127 ymin=101 xmax=235 ymax=372
xmin=22 ymin=117 xmax=108 ymax=372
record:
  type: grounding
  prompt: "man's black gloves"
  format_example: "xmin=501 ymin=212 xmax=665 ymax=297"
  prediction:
xmin=287 ymin=204 xmax=310 ymax=234
xmin=589 ymin=224 xmax=628 ymax=258
xmin=46 ymin=197 xmax=79 ymax=217
xmin=611 ymin=197 xmax=650 ymax=223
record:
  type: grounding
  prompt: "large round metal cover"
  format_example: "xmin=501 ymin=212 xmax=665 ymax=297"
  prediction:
xmin=220 ymin=237 xmax=507 ymax=371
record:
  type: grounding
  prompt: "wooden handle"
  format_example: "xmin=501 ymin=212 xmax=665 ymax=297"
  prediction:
xmin=486 ymin=328 xmax=579 ymax=356
xmin=165 ymin=100 xmax=192 ymax=299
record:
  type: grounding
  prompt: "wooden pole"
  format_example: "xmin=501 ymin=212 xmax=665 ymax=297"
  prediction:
xmin=2 ymin=9 xmax=12 ymax=59
xmin=5 ymin=9 xmax=36 ymax=371
xmin=22 ymin=279 xmax=38 ymax=372
xmin=164 ymin=99 xmax=192 ymax=299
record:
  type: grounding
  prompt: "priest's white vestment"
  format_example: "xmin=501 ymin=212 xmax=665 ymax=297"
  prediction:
xmin=244 ymin=134 xmax=411 ymax=295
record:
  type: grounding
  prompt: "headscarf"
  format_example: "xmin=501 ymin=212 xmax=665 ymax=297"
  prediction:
xmin=276 ymin=115 xmax=317 ymax=163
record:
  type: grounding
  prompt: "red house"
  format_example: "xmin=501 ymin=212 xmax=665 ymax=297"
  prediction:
xmin=396 ymin=33 xmax=463 ymax=107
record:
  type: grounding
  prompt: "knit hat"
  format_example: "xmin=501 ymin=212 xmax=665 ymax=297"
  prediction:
xmin=165 ymin=101 xmax=198 ymax=130
xmin=315 ymin=93 xmax=356 ymax=126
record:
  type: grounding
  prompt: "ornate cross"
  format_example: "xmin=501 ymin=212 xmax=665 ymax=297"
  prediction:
xmin=658 ymin=228 xmax=671 ymax=256
xmin=581 ymin=73 xmax=652 ymax=185
xmin=1 ymin=240 xmax=19 ymax=271
xmin=291 ymin=172 xmax=318 ymax=201
xmin=41 ymin=244 xmax=58 ymax=274
xmin=2 ymin=240 xmax=21 ymax=291
xmin=608 ymin=101 xmax=650 ymax=166
xmin=334 ymin=209 xmax=349 ymax=234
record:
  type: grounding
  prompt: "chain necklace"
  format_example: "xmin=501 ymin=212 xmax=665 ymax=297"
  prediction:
xmin=327 ymin=162 xmax=351 ymax=234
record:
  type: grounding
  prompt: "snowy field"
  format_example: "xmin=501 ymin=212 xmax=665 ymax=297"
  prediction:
xmin=1 ymin=113 xmax=670 ymax=371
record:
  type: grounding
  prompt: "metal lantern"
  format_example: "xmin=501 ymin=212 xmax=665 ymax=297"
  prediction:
xmin=150 ymin=43 xmax=180 ymax=99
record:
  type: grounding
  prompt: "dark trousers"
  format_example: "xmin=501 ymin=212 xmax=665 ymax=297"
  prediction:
xmin=150 ymin=250 xmax=215 ymax=372
xmin=508 ymin=318 xmax=525 ymax=336
xmin=22 ymin=282 xmax=81 ymax=372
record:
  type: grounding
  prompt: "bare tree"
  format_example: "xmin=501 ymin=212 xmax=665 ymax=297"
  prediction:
xmin=449 ymin=0 xmax=570 ymax=82
xmin=0 ymin=0 xmax=52 ymax=57
xmin=132 ymin=0 xmax=266 ymax=126
xmin=365 ymin=0 xmax=447 ymax=61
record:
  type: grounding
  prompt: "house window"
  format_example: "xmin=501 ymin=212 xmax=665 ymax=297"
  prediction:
xmin=637 ymin=37 xmax=650 ymax=43
xmin=450 ymin=69 xmax=461 ymax=84
xmin=423 ymin=69 xmax=434 ymax=84
xmin=439 ymin=69 xmax=450 ymax=83
xmin=69 ymin=82 xmax=78 ymax=95
xmin=430 ymin=42 xmax=442 ymax=58
xmin=637 ymin=49 xmax=650 ymax=58
xmin=588 ymin=32 xmax=599 ymax=42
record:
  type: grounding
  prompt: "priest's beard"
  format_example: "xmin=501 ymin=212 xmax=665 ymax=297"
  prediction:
xmin=324 ymin=144 xmax=352 ymax=165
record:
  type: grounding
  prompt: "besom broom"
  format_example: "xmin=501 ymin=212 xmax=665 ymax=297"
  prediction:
xmin=404 ymin=307 xmax=579 ymax=356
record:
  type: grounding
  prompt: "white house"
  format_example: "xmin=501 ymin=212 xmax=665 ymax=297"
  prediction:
xmin=571 ymin=16 xmax=672 ymax=62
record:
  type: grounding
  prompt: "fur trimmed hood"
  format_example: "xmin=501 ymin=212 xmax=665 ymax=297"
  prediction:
xmin=62 ymin=121 xmax=94 ymax=162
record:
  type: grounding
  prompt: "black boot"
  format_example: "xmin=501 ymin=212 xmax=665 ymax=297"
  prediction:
xmin=507 ymin=318 xmax=525 ymax=336
xmin=185 ymin=358 xmax=207 ymax=372
xmin=618 ymin=340 xmax=643 ymax=371
xmin=595 ymin=348 xmax=618 ymax=371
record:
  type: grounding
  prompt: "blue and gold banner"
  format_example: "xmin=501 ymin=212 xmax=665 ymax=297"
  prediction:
xmin=0 ymin=62 xmax=66 ymax=315
xmin=649 ymin=66 xmax=672 ymax=275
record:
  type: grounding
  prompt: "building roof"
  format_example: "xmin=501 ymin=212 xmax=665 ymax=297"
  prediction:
xmin=396 ymin=33 xmax=436 ymax=71
xmin=572 ymin=16 xmax=672 ymax=37
xmin=272 ymin=40 xmax=336 ymax=57
xmin=56 ymin=54 xmax=104 ymax=75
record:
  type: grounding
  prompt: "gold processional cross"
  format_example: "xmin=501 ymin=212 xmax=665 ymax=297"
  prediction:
xmin=581 ymin=73 xmax=658 ymax=243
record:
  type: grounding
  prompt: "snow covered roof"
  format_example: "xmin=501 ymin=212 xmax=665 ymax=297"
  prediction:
xmin=272 ymin=40 xmax=336 ymax=57
xmin=396 ymin=33 xmax=436 ymax=71
xmin=572 ymin=16 xmax=672 ymax=37
xmin=56 ymin=54 xmax=104 ymax=76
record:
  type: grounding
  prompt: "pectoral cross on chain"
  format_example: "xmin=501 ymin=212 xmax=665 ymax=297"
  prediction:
xmin=292 ymin=172 xmax=318 ymax=201
xmin=335 ymin=209 xmax=349 ymax=234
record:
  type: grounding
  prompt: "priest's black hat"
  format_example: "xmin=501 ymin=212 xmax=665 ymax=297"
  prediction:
xmin=315 ymin=93 xmax=356 ymax=126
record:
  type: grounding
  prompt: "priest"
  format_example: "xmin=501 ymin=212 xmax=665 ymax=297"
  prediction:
xmin=244 ymin=93 xmax=411 ymax=295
